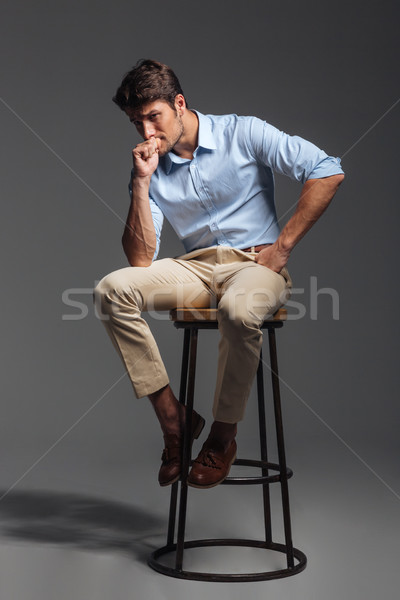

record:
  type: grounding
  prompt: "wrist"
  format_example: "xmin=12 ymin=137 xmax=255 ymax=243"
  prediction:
xmin=131 ymin=174 xmax=151 ymax=188
xmin=275 ymin=236 xmax=293 ymax=257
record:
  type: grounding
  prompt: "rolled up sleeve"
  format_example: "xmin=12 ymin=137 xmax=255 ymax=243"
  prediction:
xmin=249 ymin=118 xmax=344 ymax=183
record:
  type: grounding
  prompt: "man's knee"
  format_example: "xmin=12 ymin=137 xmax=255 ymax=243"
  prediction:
xmin=93 ymin=268 xmax=142 ymax=316
xmin=217 ymin=298 xmax=262 ymax=341
xmin=94 ymin=271 xmax=123 ymax=297
xmin=218 ymin=288 xmax=281 ymax=334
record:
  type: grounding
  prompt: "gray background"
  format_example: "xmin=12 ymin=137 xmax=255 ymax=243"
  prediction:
xmin=1 ymin=0 xmax=399 ymax=598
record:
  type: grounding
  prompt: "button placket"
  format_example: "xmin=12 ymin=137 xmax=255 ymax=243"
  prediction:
xmin=189 ymin=161 xmax=220 ymax=231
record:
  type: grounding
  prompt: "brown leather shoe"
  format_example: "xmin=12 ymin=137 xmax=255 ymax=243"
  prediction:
xmin=187 ymin=439 xmax=237 ymax=489
xmin=158 ymin=410 xmax=205 ymax=487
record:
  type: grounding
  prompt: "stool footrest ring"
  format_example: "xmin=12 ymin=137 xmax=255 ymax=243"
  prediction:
xmin=149 ymin=538 xmax=307 ymax=582
xmin=222 ymin=458 xmax=293 ymax=485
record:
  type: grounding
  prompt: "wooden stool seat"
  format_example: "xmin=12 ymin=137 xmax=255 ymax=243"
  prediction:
xmin=170 ymin=307 xmax=287 ymax=322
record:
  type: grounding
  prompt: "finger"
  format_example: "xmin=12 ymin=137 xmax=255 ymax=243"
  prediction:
xmin=144 ymin=139 xmax=158 ymax=158
xmin=138 ymin=145 xmax=154 ymax=160
xmin=136 ymin=147 xmax=149 ymax=161
xmin=148 ymin=137 xmax=159 ymax=153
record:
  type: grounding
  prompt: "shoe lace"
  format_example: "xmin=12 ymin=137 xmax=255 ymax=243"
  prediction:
xmin=195 ymin=450 xmax=221 ymax=470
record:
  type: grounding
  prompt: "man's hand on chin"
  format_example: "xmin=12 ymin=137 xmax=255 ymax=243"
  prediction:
xmin=254 ymin=243 xmax=290 ymax=273
xmin=132 ymin=137 xmax=161 ymax=178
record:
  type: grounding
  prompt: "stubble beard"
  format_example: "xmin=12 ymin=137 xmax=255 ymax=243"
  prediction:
xmin=159 ymin=115 xmax=184 ymax=156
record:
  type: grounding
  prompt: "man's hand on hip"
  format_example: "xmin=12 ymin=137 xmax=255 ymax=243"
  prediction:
xmin=255 ymin=243 xmax=290 ymax=273
xmin=132 ymin=137 xmax=161 ymax=178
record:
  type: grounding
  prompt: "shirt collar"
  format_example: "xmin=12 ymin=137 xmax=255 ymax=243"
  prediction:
xmin=164 ymin=111 xmax=217 ymax=174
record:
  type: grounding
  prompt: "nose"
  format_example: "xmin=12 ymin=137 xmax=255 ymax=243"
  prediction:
xmin=143 ymin=122 xmax=156 ymax=140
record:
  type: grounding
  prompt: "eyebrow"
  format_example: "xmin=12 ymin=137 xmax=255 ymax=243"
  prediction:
xmin=130 ymin=109 xmax=160 ymax=123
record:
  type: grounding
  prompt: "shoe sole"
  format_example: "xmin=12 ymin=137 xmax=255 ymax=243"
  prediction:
xmin=187 ymin=451 xmax=237 ymax=489
xmin=159 ymin=474 xmax=180 ymax=487
xmin=159 ymin=414 xmax=205 ymax=487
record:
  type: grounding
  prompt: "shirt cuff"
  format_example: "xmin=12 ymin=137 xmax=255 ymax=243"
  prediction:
xmin=307 ymin=156 xmax=344 ymax=180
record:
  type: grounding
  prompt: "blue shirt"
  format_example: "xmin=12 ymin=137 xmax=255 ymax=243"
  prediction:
xmin=129 ymin=111 xmax=344 ymax=259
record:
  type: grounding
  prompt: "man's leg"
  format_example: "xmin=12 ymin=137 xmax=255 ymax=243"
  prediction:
xmin=94 ymin=258 xmax=211 ymax=443
xmin=188 ymin=255 xmax=290 ymax=488
xmin=148 ymin=384 xmax=185 ymax=436
xmin=148 ymin=383 xmax=205 ymax=486
xmin=213 ymin=260 xmax=290 ymax=425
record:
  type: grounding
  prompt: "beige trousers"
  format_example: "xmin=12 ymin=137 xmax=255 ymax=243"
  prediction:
xmin=94 ymin=246 xmax=291 ymax=423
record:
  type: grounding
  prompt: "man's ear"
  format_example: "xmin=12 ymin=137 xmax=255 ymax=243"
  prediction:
xmin=174 ymin=94 xmax=186 ymax=115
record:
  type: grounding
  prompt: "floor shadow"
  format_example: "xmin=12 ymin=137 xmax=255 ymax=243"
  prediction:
xmin=0 ymin=489 xmax=165 ymax=561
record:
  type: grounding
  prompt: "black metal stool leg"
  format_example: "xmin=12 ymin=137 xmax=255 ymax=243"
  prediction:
xmin=178 ymin=328 xmax=191 ymax=406
xmin=175 ymin=327 xmax=199 ymax=571
xmin=166 ymin=483 xmax=178 ymax=548
xmin=268 ymin=327 xmax=295 ymax=569
xmin=256 ymin=349 xmax=272 ymax=544
xmin=166 ymin=328 xmax=191 ymax=547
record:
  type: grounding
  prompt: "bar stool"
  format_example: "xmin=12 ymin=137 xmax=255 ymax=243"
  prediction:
xmin=148 ymin=307 xmax=307 ymax=582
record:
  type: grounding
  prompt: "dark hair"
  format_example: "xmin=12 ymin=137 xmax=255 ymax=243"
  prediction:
xmin=112 ymin=59 xmax=187 ymax=111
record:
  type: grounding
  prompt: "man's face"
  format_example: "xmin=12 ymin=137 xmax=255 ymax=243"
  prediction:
xmin=126 ymin=99 xmax=184 ymax=156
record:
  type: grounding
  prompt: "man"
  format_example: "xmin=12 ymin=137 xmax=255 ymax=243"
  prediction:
xmin=94 ymin=59 xmax=344 ymax=489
